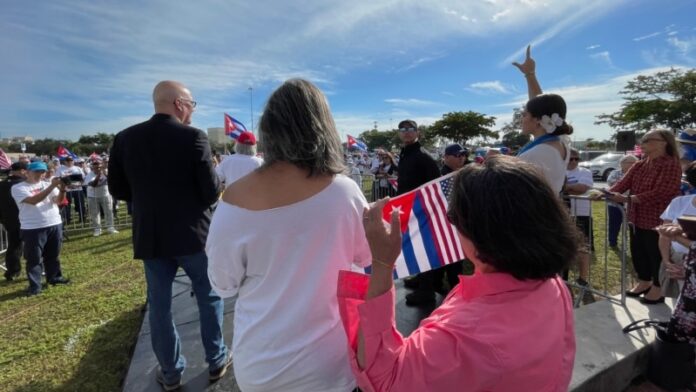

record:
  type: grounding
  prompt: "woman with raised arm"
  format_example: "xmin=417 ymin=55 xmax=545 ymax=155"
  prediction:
xmin=338 ymin=156 xmax=578 ymax=392
xmin=512 ymin=45 xmax=573 ymax=195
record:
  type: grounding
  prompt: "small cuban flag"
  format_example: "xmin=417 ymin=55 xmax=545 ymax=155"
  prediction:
xmin=347 ymin=135 xmax=367 ymax=152
xmin=57 ymin=145 xmax=79 ymax=160
xmin=224 ymin=113 xmax=248 ymax=141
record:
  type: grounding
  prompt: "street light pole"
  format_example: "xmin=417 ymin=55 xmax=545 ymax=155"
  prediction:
xmin=248 ymin=87 xmax=254 ymax=132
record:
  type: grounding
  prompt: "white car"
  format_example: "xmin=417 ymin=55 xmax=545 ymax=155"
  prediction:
xmin=579 ymin=152 xmax=624 ymax=181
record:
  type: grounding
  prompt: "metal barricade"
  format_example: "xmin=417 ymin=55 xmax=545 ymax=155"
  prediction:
xmin=61 ymin=198 xmax=132 ymax=234
xmin=360 ymin=174 xmax=399 ymax=202
xmin=564 ymin=195 xmax=628 ymax=307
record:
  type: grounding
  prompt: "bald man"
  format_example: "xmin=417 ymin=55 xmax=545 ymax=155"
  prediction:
xmin=109 ymin=81 xmax=229 ymax=389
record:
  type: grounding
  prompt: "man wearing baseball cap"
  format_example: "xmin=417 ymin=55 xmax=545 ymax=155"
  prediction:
xmin=215 ymin=131 xmax=263 ymax=188
xmin=11 ymin=161 xmax=70 ymax=296
xmin=441 ymin=144 xmax=468 ymax=176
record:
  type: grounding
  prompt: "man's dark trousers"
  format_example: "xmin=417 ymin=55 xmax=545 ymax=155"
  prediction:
xmin=22 ymin=224 xmax=63 ymax=293
xmin=3 ymin=225 xmax=23 ymax=279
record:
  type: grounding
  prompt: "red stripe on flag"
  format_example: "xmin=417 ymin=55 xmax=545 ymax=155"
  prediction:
xmin=419 ymin=186 xmax=447 ymax=266
xmin=422 ymin=182 xmax=456 ymax=264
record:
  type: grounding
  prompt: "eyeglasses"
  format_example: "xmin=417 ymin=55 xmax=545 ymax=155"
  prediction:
xmin=640 ymin=137 xmax=664 ymax=144
xmin=569 ymin=157 xmax=580 ymax=161
xmin=399 ymin=127 xmax=416 ymax=133
xmin=176 ymin=98 xmax=197 ymax=108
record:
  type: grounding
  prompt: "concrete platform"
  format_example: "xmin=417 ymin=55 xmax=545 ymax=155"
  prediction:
xmin=570 ymin=296 xmax=677 ymax=392
xmin=122 ymin=275 xmax=444 ymax=392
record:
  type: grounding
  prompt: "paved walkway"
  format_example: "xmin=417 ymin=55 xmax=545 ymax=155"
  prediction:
xmin=122 ymin=274 xmax=444 ymax=391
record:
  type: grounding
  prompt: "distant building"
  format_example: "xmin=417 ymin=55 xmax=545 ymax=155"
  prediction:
xmin=207 ymin=127 xmax=227 ymax=146
xmin=0 ymin=136 xmax=34 ymax=144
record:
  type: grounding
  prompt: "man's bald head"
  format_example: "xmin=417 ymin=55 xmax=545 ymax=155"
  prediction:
xmin=152 ymin=80 xmax=195 ymax=125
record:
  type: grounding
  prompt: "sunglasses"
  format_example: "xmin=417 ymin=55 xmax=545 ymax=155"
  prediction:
xmin=399 ymin=127 xmax=417 ymax=133
xmin=640 ymin=137 xmax=664 ymax=144
xmin=569 ymin=157 xmax=580 ymax=161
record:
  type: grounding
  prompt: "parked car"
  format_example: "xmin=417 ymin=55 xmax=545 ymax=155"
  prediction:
xmin=579 ymin=152 xmax=624 ymax=181
xmin=578 ymin=150 xmax=608 ymax=162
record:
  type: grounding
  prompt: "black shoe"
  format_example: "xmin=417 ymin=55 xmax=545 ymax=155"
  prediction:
xmin=402 ymin=276 xmax=419 ymax=290
xmin=209 ymin=354 xmax=233 ymax=382
xmin=26 ymin=288 xmax=41 ymax=297
xmin=640 ymin=296 xmax=665 ymax=305
xmin=575 ymin=278 xmax=589 ymax=287
xmin=4 ymin=272 xmax=19 ymax=282
xmin=49 ymin=277 xmax=71 ymax=286
xmin=405 ymin=290 xmax=435 ymax=306
xmin=156 ymin=369 xmax=181 ymax=391
xmin=625 ymin=287 xmax=650 ymax=298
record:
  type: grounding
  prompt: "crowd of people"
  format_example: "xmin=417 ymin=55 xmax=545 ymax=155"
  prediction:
xmin=1 ymin=44 xmax=694 ymax=391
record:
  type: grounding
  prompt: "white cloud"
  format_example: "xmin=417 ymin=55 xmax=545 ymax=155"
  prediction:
xmin=384 ymin=98 xmax=441 ymax=107
xmin=468 ymin=81 xmax=513 ymax=94
xmin=500 ymin=0 xmax=626 ymax=66
xmin=668 ymin=31 xmax=679 ymax=36
xmin=633 ymin=32 xmax=661 ymax=41
xmin=491 ymin=9 xmax=511 ymax=22
xmin=668 ymin=36 xmax=696 ymax=56
xmin=589 ymin=51 xmax=614 ymax=67
xmin=586 ymin=44 xmax=601 ymax=50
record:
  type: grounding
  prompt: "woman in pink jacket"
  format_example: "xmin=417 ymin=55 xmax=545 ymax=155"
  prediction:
xmin=338 ymin=155 xmax=579 ymax=392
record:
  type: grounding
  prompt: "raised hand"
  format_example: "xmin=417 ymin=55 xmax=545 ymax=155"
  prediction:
xmin=512 ymin=45 xmax=536 ymax=75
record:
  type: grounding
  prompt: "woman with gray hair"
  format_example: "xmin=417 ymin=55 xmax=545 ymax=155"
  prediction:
xmin=206 ymin=79 xmax=371 ymax=392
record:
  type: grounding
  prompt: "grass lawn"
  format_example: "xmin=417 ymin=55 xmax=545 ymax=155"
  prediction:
xmin=0 ymin=228 xmax=145 ymax=392
xmin=569 ymin=201 xmax=635 ymax=297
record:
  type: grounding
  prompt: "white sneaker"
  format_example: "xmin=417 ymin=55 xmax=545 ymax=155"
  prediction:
xmin=107 ymin=228 xmax=119 ymax=234
xmin=93 ymin=231 xmax=101 ymax=237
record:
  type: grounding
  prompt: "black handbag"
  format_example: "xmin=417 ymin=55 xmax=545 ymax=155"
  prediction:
xmin=622 ymin=319 xmax=696 ymax=390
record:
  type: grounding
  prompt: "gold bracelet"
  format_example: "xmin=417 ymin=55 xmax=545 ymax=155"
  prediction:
xmin=372 ymin=258 xmax=394 ymax=269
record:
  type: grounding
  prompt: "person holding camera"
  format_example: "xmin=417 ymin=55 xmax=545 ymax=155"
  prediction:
xmin=85 ymin=159 xmax=118 ymax=236
xmin=57 ymin=156 xmax=86 ymax=224
xmin=11 ymin=161 xmax=70 ymax=296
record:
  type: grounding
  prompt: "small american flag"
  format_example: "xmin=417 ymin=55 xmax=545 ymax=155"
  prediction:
xmin=0 ymin=148 xmax=11 ymax=170
xmin=367 ymin=171 xmax=465 ymax=279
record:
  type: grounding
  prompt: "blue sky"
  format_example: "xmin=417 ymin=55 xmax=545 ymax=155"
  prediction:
xmin=1 ymin=0 xmax=695 ymax=143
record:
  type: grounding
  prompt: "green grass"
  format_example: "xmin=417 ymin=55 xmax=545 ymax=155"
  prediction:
xmin=0 ymin=229 xmax=145 ymax=392
xmin=568 ymin=201 xmax=635 ymax=297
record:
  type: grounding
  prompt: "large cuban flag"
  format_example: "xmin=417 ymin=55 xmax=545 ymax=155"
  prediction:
xmin=367 ymin=171 xmax=466 ymax=279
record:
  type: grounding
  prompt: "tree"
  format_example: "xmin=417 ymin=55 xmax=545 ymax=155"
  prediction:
xmin=430 ymin=111 xmax=498 ymax=145
xmin=596 ymin=68 xmax=696 ymax=132
xmin=499 ymin=107 xmax=530 ymax=148
xmin=358 ymin=129 xmax=398 ymax=151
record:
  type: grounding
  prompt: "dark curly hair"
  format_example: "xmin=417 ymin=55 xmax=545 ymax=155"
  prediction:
xmin=447 ymin=155 xmax=581 ymax=280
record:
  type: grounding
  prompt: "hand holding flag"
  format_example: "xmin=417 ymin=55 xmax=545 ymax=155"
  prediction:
xmin=362 ymin=198 xmax=402 ymax=270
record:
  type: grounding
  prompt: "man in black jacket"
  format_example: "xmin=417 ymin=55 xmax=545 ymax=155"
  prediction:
xmin=0 ymin=162 xmax=27 ymax=281
xmin=395 ymin=120 xmax=442 ymax=306
xmin=108 ymin=81 xmax=229 ymax=390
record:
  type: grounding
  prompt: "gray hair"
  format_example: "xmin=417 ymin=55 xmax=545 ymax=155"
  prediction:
xmin=234 ymin=143 xmax=257 ymax=156
xmin=619 ymin=154 xmax=639 ymax=164
xmin=258 ymin=79 xmax=345 ymax=176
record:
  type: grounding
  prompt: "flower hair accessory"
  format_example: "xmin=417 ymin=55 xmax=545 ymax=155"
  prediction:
xmin=539 ymin=113 xmax=564 ymax=134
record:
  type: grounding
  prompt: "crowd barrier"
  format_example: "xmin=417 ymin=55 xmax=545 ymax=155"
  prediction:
xmin=60 ymin=197 xmax=132 ymax=234
xmin=564 ymin=195 xmax=629 ymax=307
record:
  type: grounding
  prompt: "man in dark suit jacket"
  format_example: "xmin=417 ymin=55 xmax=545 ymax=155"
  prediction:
xmin=108 ymin=80 xmax=230 ymax=390
xmin=0 ymin=162 xmax=27 ymax=281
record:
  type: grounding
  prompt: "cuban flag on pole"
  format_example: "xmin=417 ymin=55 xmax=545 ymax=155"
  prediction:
xmin=366 ymin=172 xmax=465 ymax=279
xmin=347 ymin=135 xmax=368 ymax=152
xmin=57 ymin=145 xmax=79 ymax=160
xmin=224 ymin=113 xmax=248 ymax=140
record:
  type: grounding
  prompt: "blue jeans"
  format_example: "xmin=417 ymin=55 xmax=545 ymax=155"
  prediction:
xmin=143 ymin=252 xmax=227 ymax=384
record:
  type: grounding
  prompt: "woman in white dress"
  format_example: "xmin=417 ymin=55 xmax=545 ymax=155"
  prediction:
xmin=513 ymin=45 xmax=573 ymax=194
xmin=206 ymin=79 xmax=371 ymax=392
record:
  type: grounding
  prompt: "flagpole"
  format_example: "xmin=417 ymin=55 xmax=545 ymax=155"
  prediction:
xmin=248 ymin=87 xmax=254 ymax=132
